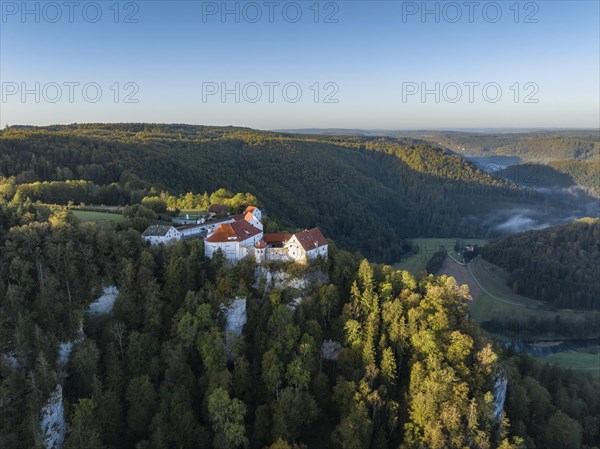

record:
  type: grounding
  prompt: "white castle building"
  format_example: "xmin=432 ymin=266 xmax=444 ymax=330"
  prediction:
xmin=205 ymin=207 xmax=327 ymax=263
xmin=143 ymin=206 xmax=327 ymax=264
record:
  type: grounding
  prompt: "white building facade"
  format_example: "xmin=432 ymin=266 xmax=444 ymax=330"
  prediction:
xmin=204 ymin=209 xmax=264 ymax=261
xmin=142 ymin=225 xmax=182 ymax=245
xmin=284 ymin=228 xmax=328 ymax=262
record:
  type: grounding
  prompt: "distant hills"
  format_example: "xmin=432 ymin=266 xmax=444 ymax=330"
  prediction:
xmin=277 ymin=128 xmax=600 ymax=161
xmin=493 ymin=160 xmax=600 ymax=198
xmin=278 ymin=128 xmax=600 ymax=198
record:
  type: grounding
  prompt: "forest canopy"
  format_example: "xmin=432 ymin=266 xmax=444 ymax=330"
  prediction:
xmin=1 ymin=189 xmax=526 ymax=449
xmin=481 ymin=218 xmax=600 ymax=310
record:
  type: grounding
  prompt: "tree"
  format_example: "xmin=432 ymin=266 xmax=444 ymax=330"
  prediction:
xmin=543 ymin=410 xmax=582 ymax=449
xmin=331 ymin=403 xmax=371 ymax=449
xmin=286 ymin=357 xmax=310 ymax=391
xmin=267 ymin=438 xmax=305 ymax=449
xmin=141 ymin=196 xmax=167 ymax=213
xmin=207 ymin=387 xmax=248 ymax=449
xmin=262 ymin=350 xmax=283 ymax=399
xmin=271 ymin=387 xmax=318 ymax=442
xmin=111 ymin=321 xmax=126 ymax=363
xmin=68 ymin=339 xmax=100 ymax=398
xmin=64 ymin=398 xmax=104 ymax=449
xmin=125 ymin=375 xmax=157 ymax=442
xmin=380 ymin=347 xmax=397 ymax=384
xmin=317 ymin=284 xmax=338 ymax=326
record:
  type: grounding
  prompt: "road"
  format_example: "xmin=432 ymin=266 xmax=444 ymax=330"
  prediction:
xmin=463 ymin=256 xmax=535 ymax=309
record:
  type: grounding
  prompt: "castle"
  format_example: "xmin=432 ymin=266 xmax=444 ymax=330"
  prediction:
xmin=142 ymin=206 xmax=328 ymax=264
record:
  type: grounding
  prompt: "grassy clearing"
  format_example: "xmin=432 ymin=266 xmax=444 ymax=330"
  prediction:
xmin=468 ymin=257 xmax=597 ymax=323
xmin=534 ymin=352 xmax=600 ymax=373
xmin=469 ymin=292 xmax=542 ymax=322
xmin=394 ymin=238 xmax=488 ymax=274
xmin=469 ymin=257 xmax=545 ymax=308
xmin=71 ymin=210 xmax=126 ymax=229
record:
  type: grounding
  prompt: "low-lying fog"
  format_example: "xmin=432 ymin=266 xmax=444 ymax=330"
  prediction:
xmin=461 ymin=156 xmax=599 ymax=235
xmin=466 ymin=156 xmax=523 ymax=172
xmin=474 ymin=188 xmax=598 ymax=235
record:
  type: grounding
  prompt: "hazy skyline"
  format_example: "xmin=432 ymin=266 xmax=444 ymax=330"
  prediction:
xmin=1 ymin=1 xmax=599 ymax=129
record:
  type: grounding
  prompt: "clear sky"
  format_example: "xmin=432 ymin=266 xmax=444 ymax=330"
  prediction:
xmin=1 ymin=0 xmax=599 ymax=130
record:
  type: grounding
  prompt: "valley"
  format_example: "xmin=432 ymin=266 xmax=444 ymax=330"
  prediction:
xmin=3 ymin=1 xmax=599 ymax=446
xmin=440 ymin=254 xmax=599 ymax=372
xmin=1 ymin=125 xmax=598 ymax=449
xmin=391 ymin=227 xmax=600 ymax=373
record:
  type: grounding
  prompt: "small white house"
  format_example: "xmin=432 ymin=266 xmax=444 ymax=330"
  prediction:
xmin=142 ymin=225 xmax=182 ymax=245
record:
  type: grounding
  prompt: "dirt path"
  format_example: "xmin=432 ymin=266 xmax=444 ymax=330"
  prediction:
xmin=437 ymin=256 xmax=482 ymax=303
xmin=438 ymin=255 xmax=537 ymax=309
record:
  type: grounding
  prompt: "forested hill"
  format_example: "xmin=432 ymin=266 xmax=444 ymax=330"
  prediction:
xmin=481 ymin=218 xmax=600 ymax=310
xmin=0 ymin=198 xmax=527 ymax=449
xmin=415 ymin=130 xmax=600 ymax=161
xmin=497 ymin=160 xmax=600 ymax=198
xmin=0 ymin=124 xmax=548 ymax=261
xmin=494 ymin=137 xmax=599 ymax=161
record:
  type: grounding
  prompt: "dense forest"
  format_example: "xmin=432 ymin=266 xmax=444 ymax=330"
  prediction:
xmin=547 ymin=160 xmax=600 ymax=197
xmin=2 ymin=126 xmax=599 ymax=449
xmin=504 ymin=353 xmax=600 ymax=449
xmin=496 ymin=161 xmax=600 ymax=198
xmin=0 ymin=189 xmax=530 ymax=449
xmin=481 ymin=218 xmax=600 ymax=310
xmin=0 ymin=124 xmax=554 ymax=262
xmin=494 ymin=137 xmax=600 ymax=162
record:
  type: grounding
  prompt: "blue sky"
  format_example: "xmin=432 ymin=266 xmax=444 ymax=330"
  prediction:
xmin=1 ymin=1 xmax=598 ymax=129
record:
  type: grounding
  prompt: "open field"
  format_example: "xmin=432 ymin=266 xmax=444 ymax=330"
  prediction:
xmin=394 ymin=238 xmax=488 ymax=273
xmin=71 ymin=210 xmax=126 ymax=229
xmin=466 ymin=257 xmax=599 ymax=324
xmin=434 ymin=254 xmax=600 ymax=372
xmin=77 ymin=205 xmax=123 ymax=213
xmin=534 ymin=352 xmax=600 ymax=373
xmin=469 ymin=257 xmax=547 ymax=309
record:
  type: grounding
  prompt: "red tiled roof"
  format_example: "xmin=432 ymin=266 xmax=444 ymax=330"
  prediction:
xmin=244 ymin=206 xmax=257 ymax=214
xmin=263 ymin=233 xmax=292 ymax=244
xmin=293 ymin=228 xmax=327 ymax=251
xmin=244 ymin=212 xmax=255 ymax=222
xmin=255 ymin=239 xmax=267 ymax=249
xmin=208 ymin=204 xmax=228 ymax=213
xmin=205 ymin=219 xmax=262 ymax=243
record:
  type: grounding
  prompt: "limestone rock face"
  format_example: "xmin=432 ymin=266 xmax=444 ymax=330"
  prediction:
xmin=40 ymin=385 xmax=66 ymax=449
xmin=223 ymin=298 xmax=248 ymax=358
xmin=321 ymin=340 xmax=342 ymax=361
xmin=224 ymin=298 xmax=248 ymax=337
xmin=493 ymin=374 xmax=508 ymax=423
xmin=253 ymin=267 xmax=329 ymax=294
xmin=88 ymin=285 xmax=119 ymax=316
